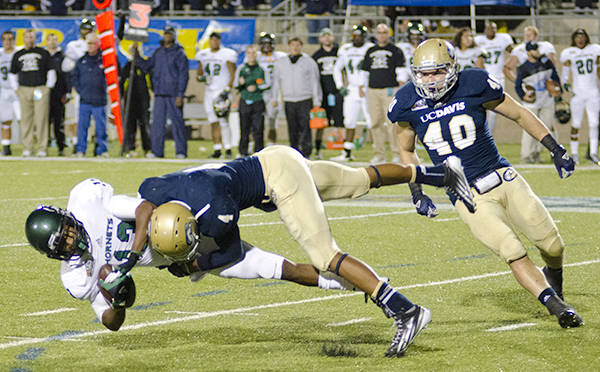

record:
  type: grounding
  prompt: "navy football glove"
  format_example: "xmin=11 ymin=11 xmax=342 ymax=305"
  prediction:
xmin=551 ymin=145 xmax=575 ymax=178
xmin=541 ymin=134 xmax=574 ymax=179
xmin=409 ymin=184 xmax=438 ymax=218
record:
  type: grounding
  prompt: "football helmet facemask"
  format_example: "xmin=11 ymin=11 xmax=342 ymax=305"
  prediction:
xmin=149 ymin=201 xmax=200 ymax=262
xmin=25 ymin=206 xmax=90 ymax=261
xmin=411 ymin=38 xmax=458 ymax=101
xmin=554 ymin=97 xmax=571 ymax=124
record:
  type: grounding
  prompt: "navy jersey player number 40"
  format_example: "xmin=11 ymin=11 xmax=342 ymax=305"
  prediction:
xmin=388 ymin=39 xmax=583 ymax=329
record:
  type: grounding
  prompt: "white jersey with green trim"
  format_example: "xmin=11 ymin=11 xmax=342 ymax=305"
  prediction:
xmin=474 ymin=33 xmax=513 ymax=82
xmin=60 ymin=178 xmax=168 ymax=320
xmin=455 ymin=47 xmax=486 ymax=72
xmin=0 ymin=47 xmax=15 ymax=89
xmin=333 ymin=41 xmax=373 ymax=88
xmin=196 ymin=47 xmax=238 ymax=92
xmin=560 ymin=43 xmax=600 ymax=95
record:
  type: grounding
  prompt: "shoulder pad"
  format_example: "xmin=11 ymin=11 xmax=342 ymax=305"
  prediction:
xmin=455 ymin=69 xmax=494 ymax=97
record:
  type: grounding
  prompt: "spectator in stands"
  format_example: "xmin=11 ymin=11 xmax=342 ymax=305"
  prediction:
xmin=196 ymin=31 xmax=237 ymax=159
xmin=120 ymin=42 xmax=152 ymax=158
xmin=215 ymin=0 xmax=236 ymax=16
xmin=272 ymin=37 xmax=321 ymax=157
xmin=515 ymin=41 xmax=561 ymax=164
xmin=40 ymin=0 xmax=75 ymax=15
xmin=72 ymin=33 xmax=108 ymax=158
xmin=10 ymin=28 xmax=55 ymax=157
xmin=0 ymin=30 xmax=19 ymax=156
xmin=311 ymin=27 xmax=343 ymax=159
xmin=360 ymin=23 xmax=405 ymax=164
xmin=46 ymin=33 xmax=69 ymax=157
xmin=235 ymin=45 xmax=267 ymax=156
xmin=304 ymin=0 xmax=335 ymax=44
xmin=136 ymin=25 xmax=189 ymax=159
xmin=474 ymin=22 xmax=514 ymax=136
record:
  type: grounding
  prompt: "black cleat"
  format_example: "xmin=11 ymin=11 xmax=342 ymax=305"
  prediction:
xmin=442 ymin=156 xmax=476 ymax=213
xmin=225 ymin=149 xmax=233 ymax=159
xmin=558 ymin=308 xmax=584 ymax=328
xmin=385 ymin=305 xmax=431 ymax=357
xmin=210 ymin=149 xmax=222 ymax=159
xmin=2 ymin=145 xmax=11 ymax=156
xmin=542 ymin=266 xmax=563 ymax=300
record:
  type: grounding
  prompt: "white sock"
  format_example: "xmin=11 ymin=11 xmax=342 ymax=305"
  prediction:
xmin=570 ymin=140 xmax=579 ymax=157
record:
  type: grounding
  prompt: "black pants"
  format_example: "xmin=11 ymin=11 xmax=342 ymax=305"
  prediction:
xmin=124 ymin=99 xmax=151 ymax=153
xmin=49 ymin=90 xmax=66 ymax=151
xmin=239 ymin=99 xmax=265 ymax=156
xmin=284 ymin=99 xmax=312 ymax=157
xmin=322 ymin=92 xmax=344 ymax=128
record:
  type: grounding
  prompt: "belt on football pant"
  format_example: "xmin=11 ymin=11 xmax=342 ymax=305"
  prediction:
xmin=471 ymin=170 xmax=502 ymax=195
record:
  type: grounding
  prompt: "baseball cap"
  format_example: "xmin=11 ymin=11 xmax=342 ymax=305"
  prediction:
xmin=525 ymin=41 xmax=538 ymax=51
xmin=319 ymin=28 xmax=333 ymax=37
xmin=163 ymin=25 xmax=176 ymax=34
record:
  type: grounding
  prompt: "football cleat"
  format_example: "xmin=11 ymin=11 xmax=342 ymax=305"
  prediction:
xmin=442 ymin=156 xmax=476 ymax=213
xmin=330 ymin=151 xmax=354 ymax=162
xmin=386 ymin=305 xmax=431 ymax=357
xmin=210 ymin=149 xmax=222 ymax=159
xmin=542 ymin=266 xmax=563 ymax=300
xmin=590 ymin=154 xmax=600 ymax=166
xmin=557 ymin=308 xmax=584 ymax=328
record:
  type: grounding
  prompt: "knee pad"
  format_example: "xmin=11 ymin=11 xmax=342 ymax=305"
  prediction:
xmin=537 ymin=230 xmax=564 ymax=259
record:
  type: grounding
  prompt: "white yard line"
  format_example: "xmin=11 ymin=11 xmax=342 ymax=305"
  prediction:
xmin=1 ymin=258 xmax=598 ymax=351
xmin=22 ymin=308 xmax=78 ymax=317
xmin=486 ymin=323 xmax=537 ymax=332
xmin=326 ymin=318 xmax=371 ymax=327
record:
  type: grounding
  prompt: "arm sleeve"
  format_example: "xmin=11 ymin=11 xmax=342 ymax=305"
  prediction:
xmin=46 ymin=69 xmax=57 ymax=88
xmin=333 ymin=54 xmax=344 ymax=89
xmin=561 ymin=65 xmax=570 ymax=86
xmin=109 ymin=195 xmax=144 ymax=220
xmin=514 ymin=68 xmax=524 ymax=100
xmin=176 ymin=51 xmax=189 ymax=97
xmin=311 ymin=59 xmax=322 ymax=106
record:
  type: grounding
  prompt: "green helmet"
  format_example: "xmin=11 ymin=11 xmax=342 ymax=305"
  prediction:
xmin=25 ymin=206 xmax=90 ymax=260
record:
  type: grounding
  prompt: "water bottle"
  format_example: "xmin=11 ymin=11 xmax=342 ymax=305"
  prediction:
xmin=327 ymin=93 xmax=335 ymax=107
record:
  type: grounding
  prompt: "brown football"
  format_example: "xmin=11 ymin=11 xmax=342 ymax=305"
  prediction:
xmin=98 ymin=264 xmax=136 ymax=308
xmin=522 ymin=84 xmax=536 ymax=103
xmin=546 ymin=80 xmax=561 ymax=97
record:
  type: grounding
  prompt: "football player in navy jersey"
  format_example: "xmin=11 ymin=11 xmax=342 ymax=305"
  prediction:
xmin=102 ymin=145 xmax=475 ymax=356
xmin=389 ymin=39 xmax=582 ymax=329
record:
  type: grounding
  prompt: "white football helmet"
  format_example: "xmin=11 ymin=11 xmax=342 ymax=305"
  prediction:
xmin=410 ymin=38 xmax=458 ymax=101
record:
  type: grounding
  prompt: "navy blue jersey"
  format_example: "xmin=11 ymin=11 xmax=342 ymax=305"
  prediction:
xmin=388 ymin=69 xmax=511 ymax=185
xmin=138 ymin=156 xmax=268 ymax=266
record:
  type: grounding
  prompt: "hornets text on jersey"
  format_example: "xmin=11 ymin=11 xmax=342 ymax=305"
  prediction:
xmin=388 ymin=69 xmax=510 ymax=186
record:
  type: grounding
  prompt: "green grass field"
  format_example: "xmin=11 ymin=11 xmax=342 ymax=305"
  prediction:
xmin=1 ymin=141 xmax=599 ymax=371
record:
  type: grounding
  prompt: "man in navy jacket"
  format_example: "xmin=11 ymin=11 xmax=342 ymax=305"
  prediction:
xmin=72 ymin=33 xmax=108 ymax=157
xmin=136 ymin=25 xmax=189 ymax=158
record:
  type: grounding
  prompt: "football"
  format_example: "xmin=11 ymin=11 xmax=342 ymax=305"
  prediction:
xmin=522 ymin=84 xmax=536 ymax=103
xmin=98 ymin=264 xmax=136 ymax=308
xmin=546 ymin=80 xmax=561 ymax=97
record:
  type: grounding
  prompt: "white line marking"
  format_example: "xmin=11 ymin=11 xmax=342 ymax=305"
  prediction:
xmin=434 ymin=218 xmax=460 ymax=222
xmin=486 ymin=323 xmax=537 ymax=332
xmin=326 ymin=317 xmax=371 ymax=327
xmin=0 ymin=243 xmax=28 ymax=248
xmin=1 ymin=258 xmax=597 ymax=350
xmin=239 ymin=210 xmax=416 ymax=227
xmin=22 ymin=308 xmax=78 ymax=317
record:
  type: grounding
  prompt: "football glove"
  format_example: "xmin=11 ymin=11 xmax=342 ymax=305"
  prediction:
xmin=551 ymin=145 xmax=575 ymax=178
xmin=562 ymin=83 xmax=571 ymax=93
xmin=339 ymin=87 xmax=349 ymax=97
xmin=409 ymin=184 xmax=438 ymax=218
xmin=99 ymin=273 xmax=132 ymax=308
xmin=115 ymin=250 xmax=142 ymax=275
xmin=197 ymin=75 xmax=207 ymax=83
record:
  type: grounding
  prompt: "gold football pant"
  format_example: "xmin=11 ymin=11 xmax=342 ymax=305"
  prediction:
xmin=454 ymin=167 xmax=564 ymax=264
xmin=256 ymin=145 xmax=370 ymax=270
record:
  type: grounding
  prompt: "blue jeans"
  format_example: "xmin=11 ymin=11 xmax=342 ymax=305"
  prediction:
xmin=151 ymin=96 xmax=187 ymax=157
xmin=306 ymin=17 xmax=330 ymax=44
xmin=77 ymin=103 xmax=107 ymax=155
